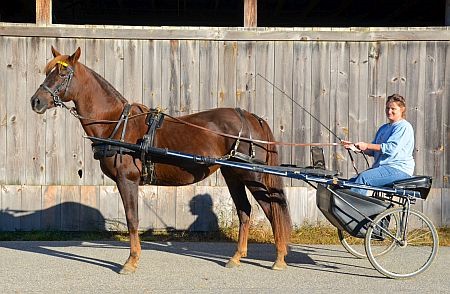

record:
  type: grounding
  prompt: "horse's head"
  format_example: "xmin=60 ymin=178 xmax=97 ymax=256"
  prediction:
xmin=30 ymin=46 xmax=81 ymax=114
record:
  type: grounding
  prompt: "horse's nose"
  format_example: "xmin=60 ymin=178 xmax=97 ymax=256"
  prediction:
xmin=31 ymin=96 xmax=41 ymax=110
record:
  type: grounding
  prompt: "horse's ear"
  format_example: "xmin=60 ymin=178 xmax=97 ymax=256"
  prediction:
xmin=69 ymin=47 xmax=81 ymax=63
xmin=51 ymin=46 xmax=61 ymax=57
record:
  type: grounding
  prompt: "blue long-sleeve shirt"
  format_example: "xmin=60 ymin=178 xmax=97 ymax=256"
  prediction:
xmin=370 ymin=119 xmax=415 ymax=176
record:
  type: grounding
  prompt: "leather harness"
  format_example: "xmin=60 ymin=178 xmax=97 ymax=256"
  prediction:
xmin=91 ymin=107 xmax=265 ymax=184
xmin=91 ymin=106 xmax=165 ymax=184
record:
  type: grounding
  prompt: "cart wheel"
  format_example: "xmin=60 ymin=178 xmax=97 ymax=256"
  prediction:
xmin=339 ymin=212 xmax=399 ymax=259
xmin=365 ymin=207 xmax=439 ymax=279
xmin=338 ymin=229 xmax=365 ymax=258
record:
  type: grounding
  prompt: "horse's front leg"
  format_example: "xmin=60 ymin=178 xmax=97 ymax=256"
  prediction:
xmin=116 ymin=174 xmax=141 ymax=274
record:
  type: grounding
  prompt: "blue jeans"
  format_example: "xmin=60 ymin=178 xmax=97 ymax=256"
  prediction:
xmin=349 ymin=166 xmax=411 ymax=196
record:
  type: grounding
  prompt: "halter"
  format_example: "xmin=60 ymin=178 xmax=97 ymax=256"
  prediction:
xmin=40 ymin=61 xmax=74 ymax=110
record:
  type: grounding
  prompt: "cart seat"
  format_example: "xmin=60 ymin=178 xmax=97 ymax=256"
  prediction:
xmin=388 ymin=176 xmax=432 ymax=199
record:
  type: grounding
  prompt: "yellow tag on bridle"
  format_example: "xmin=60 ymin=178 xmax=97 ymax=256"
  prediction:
xmin=57 ymin=61 xmax=69 ymax=68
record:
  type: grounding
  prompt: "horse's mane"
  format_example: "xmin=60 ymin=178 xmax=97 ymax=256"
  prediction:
xmin=87 ymin=68 xmax=128 ymax=104
xmin=44 ymin=55 xmax=69 ymax=75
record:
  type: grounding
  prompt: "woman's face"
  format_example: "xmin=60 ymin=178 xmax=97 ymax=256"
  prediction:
xmin=385 ymin=101 xmax=405 ymax=123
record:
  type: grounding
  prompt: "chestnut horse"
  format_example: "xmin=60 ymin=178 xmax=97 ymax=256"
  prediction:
xmin=30 ymin=47 xmax=292 ymax=274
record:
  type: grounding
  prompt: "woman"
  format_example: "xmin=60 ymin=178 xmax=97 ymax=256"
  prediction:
xmin=343 ymin=94 xmax=415 ymax=195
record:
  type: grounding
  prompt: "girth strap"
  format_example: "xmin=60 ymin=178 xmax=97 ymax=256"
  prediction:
xmin=140 ymin=109 xmax=165 ymax=184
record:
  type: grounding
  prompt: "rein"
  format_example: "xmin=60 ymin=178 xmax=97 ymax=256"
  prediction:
xmin=66 ymin=105 xmax=342 ymax=148
xmin=43 ymin=62 xmax=341 ymax=149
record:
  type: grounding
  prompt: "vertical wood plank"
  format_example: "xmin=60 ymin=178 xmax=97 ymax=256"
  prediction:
xmin=45 ymin=38 xmax=66 ymax=185
xmin=161 ymin=40 xmax=180 ymax=115
xmin=286 ymin=187 xmax=308 ymax=227
xmin=423 ymin=189 xmax=442 ymax=227
xmin=138 ymin=186 xmax=158 ymax=231
xmin=0 ymin=37 xmax=7 ymax=184
xmin=199 ymin=40 xmax=219 ymax=111
xmin=348 ymin=42 xmax=369 ymax=176
xmin=217 ymin=41 xmax=237 ymax=186
xmin=198 ymin=41 xmax=219 ymax=186
xmin=424 ymin=42 xmax=445 ymax=187
xmin=367 ymin=42 xmax=388 ymax=145
xmin=5 ymin=37 xmax=27 ymax=184
xmin=311 ymin=42 xmax=331 ymax=169
xmin=36 ymin=0 xmax=52 ymax=25
xmin=386 ymin=41 xmax=408 ymax=96
xmin=26 ymin=37 xmax=47 ymax=185
xmin=180 ymin=40 xmax=199 ymax=116
xmin=62 ymin=39 xmax=85 ymax=186
xmin=80 ymin=186 xmax=102 ymax=231
xmin=236 ymin=41 xmax=256 ymax=112
xmin=60 ymin=186 xmax=80 ymax=231
xmin=20 ymin=185 xmax=42 ymax=231
xmin=330 ymin=42 xmax=350 ymax=176
xmin=273 ymin=41 xmax=293 ymax=185
xmin=143 ymin=40 xmax=162 ymax=109
xmin=0 ymin=186 xmax=22 ymax=231
xmin=443 ymin=188 xmax=450 ymax=225
xmin=292 ymin=41 xmax=312 ymax=173
xmin=213 ymin=187 xmax=235 ymax=228
xmin=218 ymin=41 xmax=237 ymax=108
xmin=123 ymin=39 xmax=143 ymax=104
xmin=244 ymin=0 xmax=257 ymax=27
xmin=306 ymin=186 xmax=320 ymax=223
xmin=443 ymin=42 xmax=450 ymax=185
xmin=83 ymin=39 xmax=106 ymax=185
xmin=156 ymin=186 xmax=177 ymax=229
xmin=255 ymin=41 xmax=274 ymax=126
xmin=103 ymin=39 xmax=124 ymax=186
xmin=406 ymin=41 xmax=427 ymax=175
xmin=99 ymin=186 xmax=122 ymax=231
xmin=175 ymin=185 xmax=196 ymax=230
xmin=41 ymin=185 xmax=61 ymax=230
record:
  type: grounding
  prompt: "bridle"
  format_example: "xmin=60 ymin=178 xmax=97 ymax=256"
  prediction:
xmin=40 ymin=61 xmax=74 ymax=110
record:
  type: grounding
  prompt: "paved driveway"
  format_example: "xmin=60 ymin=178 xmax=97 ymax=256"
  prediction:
xmin=0 ymin=241 xmax=448 ymax=293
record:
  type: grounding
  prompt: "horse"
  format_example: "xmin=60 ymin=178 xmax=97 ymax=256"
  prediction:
xmin=30 ymin=46 xmax=292 ymax=274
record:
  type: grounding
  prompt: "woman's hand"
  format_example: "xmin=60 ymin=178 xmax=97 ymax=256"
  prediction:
xmin=354 ymin=142 xmax=369 ymax=151
xmin=342 ymin=140 xmax=361 ymax=152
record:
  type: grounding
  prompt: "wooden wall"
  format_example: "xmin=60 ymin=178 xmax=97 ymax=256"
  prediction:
xmin=0 ymin=25 xmax=449 ymax=231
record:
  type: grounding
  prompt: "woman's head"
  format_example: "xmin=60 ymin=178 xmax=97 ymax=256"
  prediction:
xmin=385 ymin=94 xmax=406 ymax=122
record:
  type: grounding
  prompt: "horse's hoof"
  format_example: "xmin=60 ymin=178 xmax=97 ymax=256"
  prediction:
xmin=225 ymin=259 xmax=240 ymax=268
xmin=119 ymin=264 xmax=137 ymax=274
xmin=271 ymin=261 xmax=287 ymax=271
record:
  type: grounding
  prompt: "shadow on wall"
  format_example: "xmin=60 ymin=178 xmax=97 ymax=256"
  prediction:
xmin=0 ymin=194 xmax=224 ymax=233
xmin=188 ymin=193 xmax=219 ymax=232
xmin=0 ymin=202 xmax=107 ymax=231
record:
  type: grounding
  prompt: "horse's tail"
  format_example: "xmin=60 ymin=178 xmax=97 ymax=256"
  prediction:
xmin=260 ymin=119 xmax=292 ymax=251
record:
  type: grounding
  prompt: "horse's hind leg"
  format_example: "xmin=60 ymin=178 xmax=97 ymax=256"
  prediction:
xmin=221 ymin=168 xmax=251 ymax=268
xmin=246 ymin=185 xmax=291 ymax=270
xmin=116 ymin=175 xmax=141 ymax=274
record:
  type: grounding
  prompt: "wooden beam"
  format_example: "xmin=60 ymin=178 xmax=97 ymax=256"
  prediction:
xmin=36 ymin=0 xmax=52 ymax=25
xmin=244 ymin=0 xmax=257 ymax=27
xmin=1 ymin=25 xmax=450 ymax=42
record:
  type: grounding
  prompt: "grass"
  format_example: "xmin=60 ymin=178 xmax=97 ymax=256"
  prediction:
xmin=1 ymin=225 xmax=449 ymax=246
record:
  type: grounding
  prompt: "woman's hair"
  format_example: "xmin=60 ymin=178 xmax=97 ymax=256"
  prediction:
xmin=386 ymin=94 xmax=406 ymax=118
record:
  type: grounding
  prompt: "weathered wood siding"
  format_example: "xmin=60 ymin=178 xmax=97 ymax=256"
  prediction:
xmin=0 ymin=25 xmax=449 ymax=231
